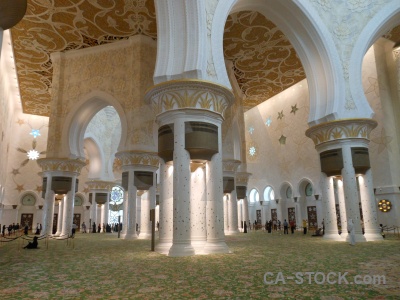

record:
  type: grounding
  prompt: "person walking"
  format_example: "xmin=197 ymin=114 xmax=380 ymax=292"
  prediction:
xmin=302 ymin=219 xmax=308 ymax=234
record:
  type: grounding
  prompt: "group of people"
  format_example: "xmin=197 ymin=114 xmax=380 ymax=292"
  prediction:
xmin=1 ymin=223 xmax=20 ymax=236
xmin=90 ymin=222 xmax=122 ymax=233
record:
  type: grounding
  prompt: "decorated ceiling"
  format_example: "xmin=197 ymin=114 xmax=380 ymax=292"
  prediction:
xmin=9 ymin=1 xmax=400 ymax=116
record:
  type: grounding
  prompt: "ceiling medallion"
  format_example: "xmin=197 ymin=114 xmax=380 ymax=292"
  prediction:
xmin=378 ymin=199 xmax=391 ymax=212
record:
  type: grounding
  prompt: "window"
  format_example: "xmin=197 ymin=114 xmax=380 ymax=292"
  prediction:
xmin=249 ymin=188 xmax=259 ymax=203
xmin=286 ymin=186 xmax=292 ymax=199
xmin=109 ymin=186 xmax=124 ymax=224
xmin=305 ymin=183 xmax=313 ymax=196
xmin=263 ymin=186 xmax=275 ymax=201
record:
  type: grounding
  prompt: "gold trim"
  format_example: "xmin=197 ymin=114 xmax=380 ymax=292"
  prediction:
xmin=305 ymin=119 xmax=378 ymax=146
xmin=145 ymin=79 xmax=233 ymax=96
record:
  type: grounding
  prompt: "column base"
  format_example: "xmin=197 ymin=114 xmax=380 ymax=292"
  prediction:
xmin=340 ymin=232 xmax=349 ymax=241
xmin=168 ymin=243 xmax=195 ymax=257
xmin=120 ymin=233 xmax=138 ymax=240
xmin=322 ymin=233 xmax=343 ymax=241
xmin=53 ymin=231 xmax=61 ymax=237
xmin=203 ymin=240 xmax=231 ymax=254
xmin=155 ymin=241 xmax=172 ymax=254
xmin=191 ymin=240 xmax=206 ymax=254
xmin=364 ymin=232 xmax=384 ymax=241
xmin=138 ymin=232 xmax=151 ymax=239
xmin=225 ymin=230 xmax=240 ymax=235
xmin=346 ymin=234 xmax=367 ymax=243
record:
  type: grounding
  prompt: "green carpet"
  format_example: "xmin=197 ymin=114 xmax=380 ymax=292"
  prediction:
xmin=0 ymin=231 xmax=399 ymax=299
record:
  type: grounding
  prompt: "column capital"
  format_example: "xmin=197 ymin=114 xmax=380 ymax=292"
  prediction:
xmin=37 ymin=157 xmax=86 ymax=174
xmin=115 ymin=151 xmax=160 ymax=169
xmin=305 ymin=118 xmax=377 ymax=147
xmin=236 ymin=172 xmax=252 ymax=186
xmin=222 ymin=160 xmax=241 ymax=173
xmin=144 ymin=79 xmax=234 ymax=117
xmin=85 ymin=180 xmax=115 ymax=191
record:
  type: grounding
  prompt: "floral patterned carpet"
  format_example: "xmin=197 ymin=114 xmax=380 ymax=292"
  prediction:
xmin=0 ymin=230 xmax=399 ymax=299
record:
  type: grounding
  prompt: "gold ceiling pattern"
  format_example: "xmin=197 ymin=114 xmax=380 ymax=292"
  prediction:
xmin=223 ymin=11 xmax=305 ymax=109
xmin=11 ymin=0 xmax=157 ymax=116
xmin=9 ymin=3 xmax=400 ymax=116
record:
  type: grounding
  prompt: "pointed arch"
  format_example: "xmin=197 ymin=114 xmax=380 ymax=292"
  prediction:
xmin=212 ymin=0 xmax=345 ymax=125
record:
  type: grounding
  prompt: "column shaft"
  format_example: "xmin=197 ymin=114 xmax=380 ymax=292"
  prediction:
xmin=55 ymin=199 xmax=64 ymax=236
xmin=139 ymin=191 xmax=151 ymax=239
xmin=42 ymin=189 xmax=55 ymax=236
xmin=341 ymin=145 xmax=366 ymax=242
xmin=337 ymin=179 xmax=348 ymax=240
xmin=321 ymin=174 xmax=341 ymax=240
xmin=121 ymin=169 xmax=137 ymax=239
xmin=359 ymin=170 xmax=382 ymax=240
xmin=227 ymin=190 xmax=239 ymax=234
xmin=168 ymin=117 xmax=195 ymax=256
xmin=156 ymin=162 xmax=173 ymax=253
xmin=190 ymin=166 xmax=207 ymax=252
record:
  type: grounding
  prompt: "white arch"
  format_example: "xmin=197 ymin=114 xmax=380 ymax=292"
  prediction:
xmin=61 ymin=90 xmax=128 ymax=159
xmin=83 ymin=136 xmax=105 ymax=180
xmin=279 ymin=181 xmax=294 ymax=200
xmin=297 ymin=178 xmax=314 ymax=197
xmin=349 ymin=0 xmax=400 ymax=118
xmin=212 ymin=0 xmax=345 ymax=125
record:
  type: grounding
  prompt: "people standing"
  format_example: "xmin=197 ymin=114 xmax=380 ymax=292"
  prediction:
xmin=92 ymin=222 xmax=96 ymax=233
xmin=81 ymin=222 xmax=86 ymax=233
xmin=71 ymin=223 xmax=77 ymax=237
xmin=347 ymin=219 xmax=356 ymax=246
xmin=302 ymin=219 xmax=308 ymax=234
xmin=290 ymin=219 xmax=296 ymax=234
xmin=283 ymin=219 xmax=288 ymax=234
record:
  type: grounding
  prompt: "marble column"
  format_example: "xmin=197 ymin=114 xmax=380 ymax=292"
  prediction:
xmin=168 ymin=116 xmax=195 ymax=257
xmin=102 ymin=192 xmax=110 ymax=229
xmin=243 ymin=196 xmax=249 ymax=227
xmin=321 ymin=174 xmax=341 ymax=240
xmin=156 ymin=162 xmax=173 ymax=254
xmin=91 ymin=193 xmax=98 ymax=232
xmin=336 ymin=179 xmax=348 ymax=241
xmin=54 ymin=198 xmax=64 ymax=236
xmin=139 ymin=191 xmax=151 ymax=239
xmin=121 ymin=169 xmax=138 ymax=239
xmin=42 ymin=176 xmax=55 ymax=236
xmin=190 ymin=165 xmax=207 ymax=253
xmin=359 ymin=171 xmax=383 ymax=241
xmin=227 ymin=190 xmax=239 ymax=234
xmin=203 ymin=142 xmax=230 ymax=254
xmin=223 ymin=195 xmax=229 ymax=234
xmin=61 ymin=176 xmax=76 ymax=237
xmin=341 ymin=144 xmax=366 ymax=242
xmin=237 ymin=200 xmax=243 ymax=232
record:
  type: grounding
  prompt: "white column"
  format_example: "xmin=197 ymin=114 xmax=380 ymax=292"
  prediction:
xmin=321 ymin=174 xmax=341 ymax=240
xmin=121 ymin=169 xmax=138 ymax=239
xmin=42 ymin=177 xmax=55 ymax=236
xmin=139 ymin=191 xmax=151 ymax=239
xmin=54 ymin=199 xmax=64 ymax=236
xmin=227 ymin=190 xmax=239 ymax=234
xmin=342 ymin=144 xmax=366 ymax=242
xmin=337 ymin=179 xmax=348 ymax=241
xmin=156 ymin=162 xmax=173 ymax=253
xmin=168 ymin=117 xmax=195 ymax=257
xmin=101 ymin=193 xmax=109 ymax=230
xmin=61 ymin=177 xmax=76 ymax=237
xmin=237 ymin=200 xmax=242 ymax=232
xmin=190 ymin=166 xmax=207 ymax=253
xmin=243 ymin=196 xmax=249 ymax=226
xmin=223 ymin=195 xmax=229 ymax=234
xmin=203 ymin=127 xmax=230 ymax=254
xmin=90 ymin=193 xmax=97 ymax=232
xmin=359 ymin=171 xmax=383 ymax=241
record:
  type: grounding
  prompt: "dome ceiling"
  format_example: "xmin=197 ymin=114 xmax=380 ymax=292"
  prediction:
xmin=9 ymin=1 xmax=400 ymax=116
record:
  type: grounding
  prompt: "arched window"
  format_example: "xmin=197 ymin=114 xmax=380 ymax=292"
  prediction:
xmin=263 ymin=186 xmax=275 ymax=201
xmin=109 ymin=186 xmax=124 ymax=224
xmin=249 ymin=188 xmax=259 ymax=203
xmin=305 ymin=183 xmax=313 ymax=196
xmin=286 ymin=186 xmax=292 ymax=199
